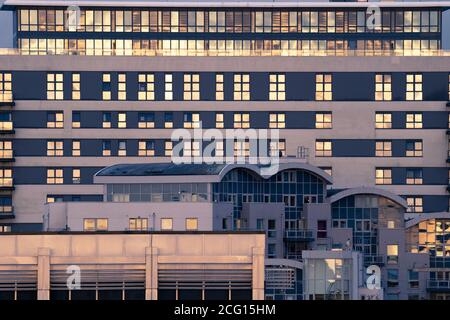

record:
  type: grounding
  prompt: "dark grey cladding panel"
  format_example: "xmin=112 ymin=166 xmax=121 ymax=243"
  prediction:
xmin=13 ymin=166 xmax=47 ymax=184
xmin=80 ymin=139 xmax=103 ymax=156
xmin=154 ymin=72 xmax=166 ymax=101
xmin=200 ymin=72 xmax=216 ymax=101
xmin=80 ymin=71 xmax=102 ymax=100
xmin=332 ymin=139 xmax=374 ymax=157
xmin=391 ymin=72 xmax=406 ymax=101
xmin=286 ymin=72 xmax=315 ymax=101
xmin=423 ymin=111 xmax=448 ymax=128
xmin=422 ymin=195 xmax=449 ymax=212
xmin=250 ymin=111 xmax=268 ymax=129
xmin=173 ymin=72 xmax=184 ymax=101
xmin=391 ymin=111 xmax=406 ymax=129
xmin=392 ymin=167 xmax=406 ymax=185
xmin=286 ymin=111 xmax=316 ymax=129
xmin=223 ymin=72 xmax=234 ymax=101
xmin=126 ymin=72 xmax=138 ymax=101
xmin=63 ymin=71 xmax=73 ymax=100
xmin=250 ymin=72 xmax=268 ymax=101
xmin=199 ymin=111 xmax=215 ymax=128
xmin=13 ymin=110 xmax=48 ymax=128
xmin=12 ymin=71 xmax=46 ymax=100
xmin=126 ymin=139 xmax=139 ymax=156
xmin=424 ymin=167 xmax=448 ymax=185
xmin=125 ymin=111 xmax=139 ymax=128
xmin=13 ymin=139 xmax=47 ymax=156
xmin=392 ymin=140 xmax=406 ymax=157
xmin=333 ymin=73 xmax=374 ymax=101
xmin=10 ymin=224 xmax=43 ymax=232
xmin=78 ymin=111 xmax=103 ymax=128
xmin=423 ymin=72 xmax=449 ymax=101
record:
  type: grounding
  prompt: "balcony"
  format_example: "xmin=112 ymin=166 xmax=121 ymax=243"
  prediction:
xmin=427 ymin=280 xmax=450 ymax=292
xmin=0 ymin=122 xmax=14 ymax=134
xmin=284 ymin=229 xmax=314 ymax=242
xmin=363 ymin=255 xmax=385 ymax=266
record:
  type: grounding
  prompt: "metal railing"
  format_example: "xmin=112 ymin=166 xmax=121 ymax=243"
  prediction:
xmin=363 ymin=255 xmax=385 ymax=265
xmin=427 ymin=280 xmax=450 ymax=290
xmin=284 ymin=229 xmax=314 ymax=241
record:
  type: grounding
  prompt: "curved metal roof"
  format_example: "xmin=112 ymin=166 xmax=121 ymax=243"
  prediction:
xmin=405 ymin=212 xmax=450 ymax=229
xmin=327 ymin=186 xmax=408 ymax=209
xmin=96 ymin=162 xmax=227 ymax=176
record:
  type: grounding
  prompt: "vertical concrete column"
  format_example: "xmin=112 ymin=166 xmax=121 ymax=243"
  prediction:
xmin=252 ymin=247 xmax=265 ymax=300
xmin=37 ymin=247 xmax=51 ymax=300
xmin=145 ymin=247 xmax=159 ymax=300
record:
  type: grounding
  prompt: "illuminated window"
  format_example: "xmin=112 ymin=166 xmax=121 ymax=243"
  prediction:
xmin=234 ymin=140 xmax=250 ymax=158
xmin=0 ymin=73 xmax=12 ymax=102
xmin=0 ymin=141 xmax=12 ymax=159
xmin=269 ymin=113 xmax=285 ymax=129
xmin=375 ymin=112 xmax=392 ymax=129
xmin=102 ymin=73 xmax=111 ymax=100
xmin=0 ymin=225 xmax=11 ymax=233
xmin=269 ymin=74 xmax=285 ymax=101
xmin=84 ymin=218 xmax=108 ymax=231
xmin=270 ymin=139 xmax=286 ymax=157
xmin=129 ymin=218 xmax=148 ymax=231
xmin=215 ymin=113 xmax=224 ymax=128
xmin=183 ymin=140 xmax=201 ymax=157
xmin=406 ymin=140 xmax=423 ymax=157
xmin=160 ymin=218 xmax=173 ymax=231
xmin=47 ymin=112 xmax=64 ymax=128
xmin=315 ymin=74 xmax=332 ymax=101
xmin=118 ymin=112 xmax=127 ymax=128
xmin=216 ymin=74 xmax=224 ymax=100
xmin=118 ymin=73 xmax=127 ymax=100
xmin=375 ymin=168 xmax=392 ymax=185
xmin=183 ymin=112 xmax=201 ymax=129
xmin=234 ymin=113 xmax=250 ymax=128
xmin=183 ymin=73 xmax=200 ymax=101
xmin=0 ymin=113 xmax=12 ymax=131
xmin=164 ymin=112 xmax=173 ymax=128
xmin=387 ymin=245 xmax=399 ymax=264
xmin=47 ymin=168 xmax=63 ymax=184
xmin=138 ymin=112 xmax=155 ymax=128
xmin=186 ymin=218 xmax=198 ymax=231
xmin=406 ymin=113 xmax=422 ymax=129
xmin=165 ymin=140 xmax=173 ymax=156
xmin=375 ymin=141 xmax=392 ymax=157
xmin=47 ymin=73 xmax=63 ymax=100
xmin=118 ymin=140 xmax=127 ymax=156
xmin=47 ymin=140 xmax=63 ymax=156
xmin=102 ymin=140 xmax=111 ymax=156
xmin=138 ymin=140 xmax=155 ymax=156
xmin=72 ymin=73 xmax=80 ymax=100
xmin=315 ymin=112 xmax=332 ymax=129
xmin=72 ymin=140 xmax=80 ymax=156
xmin=138 ymin=73 xmax=155 ymax=100
xmin=214 ymin=140 xmax=224 ymax=157
xmin=375 ymin=74 xmax=392 ymax=101
xmin=164 ymin=74 xmax=173 ymax=100
xmin=406 ymin=74 xmax=422 ymax=101
xmin=72 ymin=111 xmax=80 ymax=128
xmin=406 ymin=168 xmax=423 ymax=185
xmin=72 ymin=168 xmax=81 ymax=184
xmin=233 ymin=74 xmax=250 ymax=101
xmin=102 ymin=112 xmax=111 ymax=128
xmin=0 ymin=169 xmax=12 ymax=187
xmin=315 ymin=140 xmax=332 ymax=157
xmin=407 ymin=197 xmax=423 ymax=213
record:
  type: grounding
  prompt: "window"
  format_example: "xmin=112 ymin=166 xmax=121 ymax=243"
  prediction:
xmin=375 ymin=168 xmax=392 ymax=185
xmin=406 ymin=113 xmax=422 ymax=129
xmin=118 ymin=140 xmax=127 ymax=156
xmin=315 ymin=140 xmax=332 ymax=157
xmin=129 ymin=218 xmax=148 ymax=231
xmin=0 ymin=225 xmax=11 ymax=233
xmin=138 ymin=112 xmax=155 ymax=128
xmin=72 ymin=168 xmax=81 ymax=184
xmin=183 ymin=112 xmax=201 ymax=129
xmin=72 ymin=111 xmax=80 ymax=128
xmin=160 ymin=218 xmax=173 ymax=231
xmin=102 ymin=140 xmax=111 ymax=156
xmin=409 ymin=270 xmax=419 ymax=289
xmin=269 ymin=74 xmax=285 ymax=101
xmin=234 ymin=113 xmax=250 ymax=129
xmin=375 ymin=141 xmax=392 ymax=157
xmin=118 ymin=73 xmax=126 ymax=100
xmin=270 ymin=139 xmax=286 ymax=157
xmin=72 ymin=73 xmax=80 ymax=100
xmin=138 ymin=140 xmax=155 ymax=156
xmin=214 ymin=140 xmax=224 ymax=157
xmin=0 ymin=169 xmax=12 ymax=187
xmin=268 ymin=219 xmax=276 ymax=238
xmin=387 ymin=245 xmax=399 ymax=264
xmin=164 ymin=112 xmax=173 ymax=128
xmin=315 ymin=74 xmax=332 ymax=101
xmin=165 ymin=140 xmax=173 ymax=156
xmin=47 ymin=111 xmax=64 ymax=128
xmin=0 ymin=73 xmax=12 ymax=102
xmin=387 ymin=269 xmax=399 ymax=288
xmin=183 ymin=140 xmax=201 ymax=157
xmin=317 ymin=220 xmax=327 ymax=238
xmin=406 ymin=140 xmax=423 ymax=157
xmin=183 ymin=73 xmax=200 ymax=100
xmin=72 ymin=140 xmax=80 ymax=156
xmin=47 ymin=168 xmax=63 ymax=184
xmin=102 ymin=112 xmax=111 ymax=128
xmin=406 ymin=73 xmax=422 ymax=101
xmin=215 ymin=113 xmax=224 ymax=129
xmin=0 ymin=141 xmax=12 ymax=159
xmin=233 ymin=74 xmax=250 ymax=101
xmin=315 ymin=112 xmax=332 ymax=129
xmin=387 ymin=220 xmax=396 ymax=229
xmin=234 ymin=140 xmax=250 ymax=158
xmin=47 ymin=140 xmax=63 ymax=156
xmin=269 ymin=113 xmax=285 ymax=128
xmin=375 ymin=112 xmax=392 ymax=129
xmin=406 ymin=168 xmax=423 ymax=185
xmin=138 ymin=73 xmax=155 ymax=100
xmin=83 ymin=218 xmax=108 ymax=231
xmin=216 ymin=74 xmax=224 ymax=100
xmin=47 ymin=73 xmax=63 ymax=100
xmin=117 ymin=112 xmax=127 ymax=128
xmin=186 ymin=218 xmax=198 ymax=231
xmin=375 ymin=74 xmax=392 ymax=101
xmin=164 ymin=74 xmax=173 ymax=100
xmin=102 ymin=73 xmax=111 ymax=100
xmin=407 ymin=196 xmax=423 ymax=213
